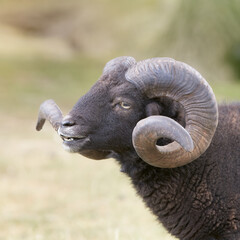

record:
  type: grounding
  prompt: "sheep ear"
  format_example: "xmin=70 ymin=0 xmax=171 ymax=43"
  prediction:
xmin=145 ymin=102 xmax=163 ymax=117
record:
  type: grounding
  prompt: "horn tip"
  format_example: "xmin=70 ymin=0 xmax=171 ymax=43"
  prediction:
xmin=36 ymin=119 xmax=45 ymax=131
xmin=183 ymin=139 xmax=194 ymax=152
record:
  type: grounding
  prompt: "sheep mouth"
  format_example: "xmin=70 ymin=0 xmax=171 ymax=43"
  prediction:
xmin=60 ymin=134 xmax=86 ymax=142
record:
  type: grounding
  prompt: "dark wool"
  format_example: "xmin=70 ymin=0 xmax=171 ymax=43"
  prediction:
xmin=116 ymin=104 xmax=240 ymax=240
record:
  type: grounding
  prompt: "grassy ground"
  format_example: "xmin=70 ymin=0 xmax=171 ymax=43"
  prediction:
xmin=0 ymin=1 xmax=239 ymax=239
xmin=0 ymin=113 xmax=176 ymax=240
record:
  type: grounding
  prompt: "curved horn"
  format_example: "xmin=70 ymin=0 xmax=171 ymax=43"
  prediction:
xmin=36 ymin=99 xmax=63 ymax=131
xmin=126 ymin=58 xmax=218 ymax=168
xmin=103 ymin=56 xmax=136 ymax=75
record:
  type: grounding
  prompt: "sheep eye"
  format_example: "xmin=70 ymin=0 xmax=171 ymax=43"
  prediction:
xmin=120 ymin=102 xmax=131 ymax=110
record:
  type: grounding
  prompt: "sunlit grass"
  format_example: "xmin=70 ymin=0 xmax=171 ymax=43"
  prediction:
xmin=0 ymin=116 xmax=176 ymax=240
xmin=212 ymin=81 xmax=240 ymax=101
xmin=0 ymin=56 xmax=104 ymax=118
xmin=0 ymin=1 xmax=239 ymax=239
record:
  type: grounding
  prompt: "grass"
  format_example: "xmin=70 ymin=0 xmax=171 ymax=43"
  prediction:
xmin=0 ymin=115 xmax=176 ymax=240
xmin=0 ymin=1 xmax=239 ymax=239
xmin=212 ymin=80 xmax=240 ymax=102
xmin=0 ymin=56 xmax=103 ymax=118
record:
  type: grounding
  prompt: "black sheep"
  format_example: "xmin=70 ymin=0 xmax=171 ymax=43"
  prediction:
xmin=36 ymin=56 xmax=240 ymax=240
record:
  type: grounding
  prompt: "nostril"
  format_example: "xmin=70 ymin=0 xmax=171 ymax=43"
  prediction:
xmin=62 ymin=117 xmax=76 ymax=127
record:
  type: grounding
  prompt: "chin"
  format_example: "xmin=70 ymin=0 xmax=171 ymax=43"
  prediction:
xmin=62 ymin=143 xmax=78 ymax=153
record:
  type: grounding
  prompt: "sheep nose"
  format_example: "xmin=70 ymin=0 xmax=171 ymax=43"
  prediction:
xmin=62 ymin=116 xmax=76 ymax=127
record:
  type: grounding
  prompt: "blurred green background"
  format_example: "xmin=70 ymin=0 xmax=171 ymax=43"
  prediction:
xmin=0 ymin=0 xmax=239 ymax=239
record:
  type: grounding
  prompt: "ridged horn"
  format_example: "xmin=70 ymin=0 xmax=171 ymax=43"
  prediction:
xmin=126 ymin=58 xmax=218 ymax=168
xmin=36 ymin=99 xmax=63 ymax=131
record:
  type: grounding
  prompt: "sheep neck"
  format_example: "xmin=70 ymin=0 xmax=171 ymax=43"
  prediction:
xmin=114 ymin=151 xmax=213 ymax=239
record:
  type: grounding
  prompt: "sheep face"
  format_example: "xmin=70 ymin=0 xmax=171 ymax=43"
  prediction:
xmin=58 ymin=73 xmax=146 ymax=158
xmin=37 ymin=56 xmax=218 ymax=167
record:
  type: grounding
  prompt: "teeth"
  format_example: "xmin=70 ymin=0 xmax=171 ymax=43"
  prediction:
xmin=64 ymin=137 xmax=74 ymax=142
xmin=59 ymin=133 xmax=86 ymax=142
xmin=60 ymin=135 xmax=74 ymax=142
